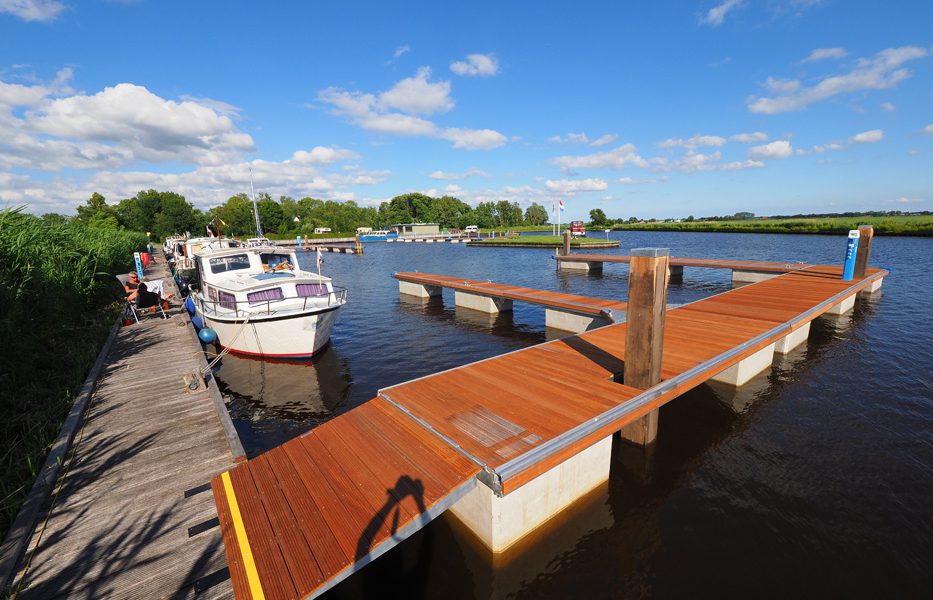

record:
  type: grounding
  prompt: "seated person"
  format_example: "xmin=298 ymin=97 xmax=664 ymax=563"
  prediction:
xmin=124 ymin=272 xmax=173 ymax=302
xmin=135 ymin=283 xmax=167 ymax=312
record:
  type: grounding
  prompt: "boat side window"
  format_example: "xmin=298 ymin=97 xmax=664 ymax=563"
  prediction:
xmin=209 ymin=254 xmax=251 ymax=274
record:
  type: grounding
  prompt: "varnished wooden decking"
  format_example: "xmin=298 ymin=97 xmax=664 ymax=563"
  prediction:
xmin=10 ymin=257 xmax=242 ymax=599
xmin=557 ymin=253 xmax=813 ymax=272
xmin=393 ymin=271 xmax=627 ymax=318
xmin=215 ymin=263 xmax=886 ymax=599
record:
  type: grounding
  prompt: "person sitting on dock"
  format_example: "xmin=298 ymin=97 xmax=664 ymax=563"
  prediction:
xmin=134 ymin=282 xmax=169 ymax=312
xmin=124 ymin=272 xmax=173 ymax=303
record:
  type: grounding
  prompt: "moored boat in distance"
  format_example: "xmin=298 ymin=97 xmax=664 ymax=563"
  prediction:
xmin=358 ymin=229 xmax=399 ymax=242
xmin=191 ymin=245 xmax=347 ymax=359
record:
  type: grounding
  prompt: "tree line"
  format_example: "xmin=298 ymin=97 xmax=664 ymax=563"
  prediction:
xmin=66 ymin=190 xmax=555 ymax=238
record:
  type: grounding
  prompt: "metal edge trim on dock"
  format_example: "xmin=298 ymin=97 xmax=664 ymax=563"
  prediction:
xmin=492 ymin=269 xmax=887 ymax=485
xmin=0 ymin=315 xmax=122 ymax=591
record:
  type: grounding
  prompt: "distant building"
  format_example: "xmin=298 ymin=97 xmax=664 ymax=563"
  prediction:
xmin=390 ymin=223 xmax=440 ymax=236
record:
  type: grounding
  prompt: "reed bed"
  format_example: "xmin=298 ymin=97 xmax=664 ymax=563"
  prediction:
xmin=0 ymin=208 xmax=147 ymax=541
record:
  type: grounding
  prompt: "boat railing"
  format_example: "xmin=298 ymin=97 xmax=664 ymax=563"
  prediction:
xmin=198 ymin=286 xmax=348 ymax=319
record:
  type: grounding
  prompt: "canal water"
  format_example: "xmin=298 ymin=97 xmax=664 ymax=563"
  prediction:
xmin=214 ymin=232 xmax=933 ymax=598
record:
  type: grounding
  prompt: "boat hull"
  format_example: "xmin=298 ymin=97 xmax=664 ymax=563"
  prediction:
xmin=202 ymin=306 xmax=340 ymax=359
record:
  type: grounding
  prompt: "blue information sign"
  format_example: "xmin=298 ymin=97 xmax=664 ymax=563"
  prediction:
xmin=841 ymin=230 xmax=860 ymax=281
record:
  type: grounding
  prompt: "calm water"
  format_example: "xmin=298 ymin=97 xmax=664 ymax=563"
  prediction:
xmin=214 ymin=232 xmax=933 ymax=598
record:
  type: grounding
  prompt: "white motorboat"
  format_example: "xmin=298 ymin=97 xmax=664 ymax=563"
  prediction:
xmin=191 ymin=245 xmax=347 ymax=359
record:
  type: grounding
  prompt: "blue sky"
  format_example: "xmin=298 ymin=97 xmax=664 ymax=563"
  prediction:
xmin=1 ymin=0 xmax=930 ymax=220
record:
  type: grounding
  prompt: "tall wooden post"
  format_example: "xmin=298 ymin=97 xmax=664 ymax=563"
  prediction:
xmin=853 ymin=225 xmax=873 ymax=279
xmin=620 ymin=248 xmax=669 ymax=446
xmin=562 ymin=230 xmax=571 ymax=256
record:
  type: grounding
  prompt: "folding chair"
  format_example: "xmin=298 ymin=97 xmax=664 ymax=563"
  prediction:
xmin=117 ymin=274 xmax=167 ymax=323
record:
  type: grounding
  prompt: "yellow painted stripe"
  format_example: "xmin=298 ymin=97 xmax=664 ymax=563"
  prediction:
xmin=222 ymin=471 xmax=265 ymax=600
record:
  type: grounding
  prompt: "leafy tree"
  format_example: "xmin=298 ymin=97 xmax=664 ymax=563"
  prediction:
xmin=216 ymin=194 xmax=257 ymax=236
xmin=524 ymin=202 xmax=548 ymax=226
xmin=257 ymin=195 xmax=284 ymax=234
xmin=589 ymin=208 xmax=608 ymax=226
xmin=75 ymin=193 xmax=120 ymax=227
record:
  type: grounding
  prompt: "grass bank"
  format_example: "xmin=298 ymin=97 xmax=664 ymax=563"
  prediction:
xmin=610 ymin=215 xmax=933 ymax=236
xmin=469 ymin=235 xmax=620 ymax=247
xmin=0 ymin=208 xmax=147 ymax=542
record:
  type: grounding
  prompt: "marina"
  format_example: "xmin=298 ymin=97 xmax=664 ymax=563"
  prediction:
xmin=3 ymin=229 xmax=930 ymax=599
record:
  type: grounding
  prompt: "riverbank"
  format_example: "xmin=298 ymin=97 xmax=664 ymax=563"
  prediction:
xmin=468 ymin=235 xmax=620 ymax=248
xmin=609 ymin=215 xmax=933 ymax=236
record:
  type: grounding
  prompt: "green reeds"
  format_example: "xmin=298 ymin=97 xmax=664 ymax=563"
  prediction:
xmin=0 ymin=208 xmax=147 ymax=541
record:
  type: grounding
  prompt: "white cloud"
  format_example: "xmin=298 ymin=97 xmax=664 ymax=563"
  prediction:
xmin=881 ymin=101 xmax=896 ymax=112
xmin=850 ymin=129 xmax=884 ymax=144
xmin=762 ymin=77 xmax=801 ymax=95
xmin=379 ymin=67 xmax=453 ymax=115
xmin=658 ymin=134 xmax=727 ymax=149
xmin=618 ymin=176 xmax=668 ymax=185
xmin=813 ymin=142 xmax=845 ymax=153
xmin=658 ymin=150 xmax=764 ymax=172
xmin=803 ymin=47 xmax=848 ymax=62
xmin=393 ymin=45 xmax=410 ymax=59
xmin=748 ymin=140 xmax=793 ymax=159
xmin=318 ymin=69 xmax=505 ymax=150
xmin=549 ymin=132 xmax=589 ymax=144
xmin=450 ymin=53 xmax=499 ymax=77
xmin=748 ymin=46 xmax=929 ymax=114
xmin=922 ymin=124 xmax=933 ymax=136
xmin=429 ymin=168 xmax=488 ymax=180
xmin=178 ymin=95 xmax=243 ymax=119
xmin=730 ymin=131 xmax=768 ymax=143
xmin=893 ymin=197 xmax=922 ymax=204
xmin=545 ymin=178 xmax=608 ymax=193
xmin=551 ymin=144 xmax=650 ymax=172
xmin=590 ymin=133 xmax=618 ymax=147
xmin=700 ymin=0 xmax=743 ymax=27
xmin=440 ymin=127 xmax=507 ymax=150
xmin=0 ymin=0 xmax=64 ymax=22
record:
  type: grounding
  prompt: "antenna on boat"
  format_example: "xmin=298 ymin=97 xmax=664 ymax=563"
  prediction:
xmin=249 ymin=167 xmax=264 ymax=238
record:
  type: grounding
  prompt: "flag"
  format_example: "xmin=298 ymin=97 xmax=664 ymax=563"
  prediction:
xmin=316 ymin=248 xmax=323 ymax=269
xmin=559 ymin=199 xmax=565 ymax=211
xmin=206 ymin=224 xmax=214 ymax=237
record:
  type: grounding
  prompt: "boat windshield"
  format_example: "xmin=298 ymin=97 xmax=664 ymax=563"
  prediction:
xmin=209 ymin=254 xmax=251 ymax=274
xmin=261 ymin=253 xmax=294 ymax=271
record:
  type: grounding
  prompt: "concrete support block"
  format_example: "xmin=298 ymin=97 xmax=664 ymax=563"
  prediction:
xmin=858 ymin=277 xmax=884 ymax=297
xmin=774 ymin=322 xmax=810 ymax=355
xmin=448 ymin=436 xmax=612 ymax=553
xmin=620 ymin=409 xmax=658 ymax=446
xmin=544 ymin=308 xmax=613 ymax=333
xmin=825 ymin=293 xmax=856 ymax=315
xmin=732 ymin=270 xmax=780 ymax=284
xmin=710 ymin=342 xmax=775 ymax=386
xmin=561 ymin=261 xmax=602 ymax=272
xmin=454 ymin=291 xmax=513 ymax=314
xmin=398 ymin=280 xmax=442 ymax=299
xmin=668 ymin=265 xmax=684 ymax=283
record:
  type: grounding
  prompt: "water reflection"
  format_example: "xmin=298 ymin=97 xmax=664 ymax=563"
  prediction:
xmin=215 ymin=346 xmax=352 ymax=455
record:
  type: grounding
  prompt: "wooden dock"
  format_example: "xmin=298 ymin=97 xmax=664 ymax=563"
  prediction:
xmin=6 ymin=255 xmax=244 ymax=599
xmin=212 ymin=262 xmax=886 ymax=599
xmin=393 ymin=271 xmax=627 ymax=320
xmin=556 ymin=253 xmax=813 ymax=272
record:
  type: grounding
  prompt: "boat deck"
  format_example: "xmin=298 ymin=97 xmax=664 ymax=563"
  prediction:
xmin=213 ymin=263 xmax=886 ymax=599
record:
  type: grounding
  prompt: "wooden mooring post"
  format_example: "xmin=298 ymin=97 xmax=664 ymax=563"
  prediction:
xmin=562 ymin=229 xmax=571 ymax=255
xmin=853 ymin=225 xmax=874 ymax=279
xmin=620 ymin=248 xmax=669 ymax=446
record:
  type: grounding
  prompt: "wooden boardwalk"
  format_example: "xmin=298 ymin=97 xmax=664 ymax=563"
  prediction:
xmin=393 ymin=271 xmax=627 ymax=318
xmin=9 ymin=257 xmax=243 ymax=599
xmin=213 ymin=263 xmax=886 ymax=599
xmin=556 ymin=253 xmax=813 ymax=272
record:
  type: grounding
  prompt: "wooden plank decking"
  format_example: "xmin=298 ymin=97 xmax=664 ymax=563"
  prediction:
xmin=215 ymin=263 xmax=886 ymax=599
xmin=557 ymin=253 xmax=813 ymax=272
xmin=393 ymin=271 xmax=627 ymax=318
xmin=9 ymin=257 xmax=242 ymax=600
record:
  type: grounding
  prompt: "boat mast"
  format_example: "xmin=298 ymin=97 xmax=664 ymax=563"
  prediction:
xmin=249 ymin=167 xmax=264 ymax=238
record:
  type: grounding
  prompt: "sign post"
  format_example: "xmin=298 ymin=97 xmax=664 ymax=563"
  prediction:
xmin=133 ymin=252 xmax=144 ymax=280
xmin=841 ymin=230 xmax=860 ymax=281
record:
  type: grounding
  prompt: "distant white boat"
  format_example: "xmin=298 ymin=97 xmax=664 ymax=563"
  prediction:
xmin=191 ymin=245 xmax=346 ymax=359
